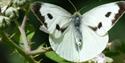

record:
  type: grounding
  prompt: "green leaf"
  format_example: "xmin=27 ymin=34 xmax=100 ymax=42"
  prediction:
xmin=45 ymin=51 xmax=69 ymax=63
xmin=9 ymin=51 xmax=28 ymax=63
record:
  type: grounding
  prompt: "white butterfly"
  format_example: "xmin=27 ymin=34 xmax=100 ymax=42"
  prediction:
xmin=31 ymin=1 xmax=125 ymax=62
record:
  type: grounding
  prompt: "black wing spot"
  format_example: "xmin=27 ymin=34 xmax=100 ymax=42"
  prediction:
xmin=44 ymin=23 xmax=48 ymax=28
xmin=105 ymin=12 xmax=111 ymax=17
xmin=61 ymin=27 xmax=67 ymax=33
xmin=0 ymin=7 xmax=1 ymax=13
xmin=56 ymin=24 xmax=60 ymax=30
xmin=47 ymin=13 xmax=53 ymax=19
xmin=98 ymin=22 xmax=102 ymax=29
xmin=88 ymin=26 xmax=97 ymax=31
xmin=56 ymin=24 xmax=68 ymax=33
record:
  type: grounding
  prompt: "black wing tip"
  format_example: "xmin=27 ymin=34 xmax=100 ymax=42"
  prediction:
xmin=31 ymin=2 xmax=45 ymax=25
xmin=117 ymin=1 xmax=125 ymax=11
xmin=31 ymin=2 xmax=43 ymax=13
xmin=112 ymin=1 xmax=125 ymax=24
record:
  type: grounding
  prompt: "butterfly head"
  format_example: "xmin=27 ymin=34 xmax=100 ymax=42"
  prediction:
xmin=73 ymin=12 xmax=81 ymax=16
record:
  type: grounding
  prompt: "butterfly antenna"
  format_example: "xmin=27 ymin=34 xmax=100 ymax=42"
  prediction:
xmin=79 ymin=6 xmax=86 ymax=12
xmin=68 ymin=0 xmax=78 ymax=12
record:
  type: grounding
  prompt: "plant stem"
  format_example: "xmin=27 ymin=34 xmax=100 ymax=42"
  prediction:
xmin=1 ymin=32 xmax=36 ymax=63
xmin=29 ymin=47 xmax=51 ymax=55
xmin=21 ymin=15 xmax=27 ymax=29
xmin=19 ymin=26 xmax=31 ymax=53
xmin=18 ymin=14 xmax=31 ymax=53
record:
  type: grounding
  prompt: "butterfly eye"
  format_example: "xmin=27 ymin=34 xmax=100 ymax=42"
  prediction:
xmin=47 ymin=13 xmax=53 ymax=19
xmin=98 ymin=22 xmax=102 ymax=29
xmin=105 ymin=12 xmax=111 ymax=17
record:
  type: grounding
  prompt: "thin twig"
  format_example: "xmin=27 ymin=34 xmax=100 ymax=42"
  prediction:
xmin=16 ymin=4 xmax=31 ymax=52
xmin=29 ymin=47 xmax=51 ymax=55
xmin=14 ymin=14 xmax=30 ymax=53
xmin=18 ymin=15 xmax=31 ymax=53
xmin=21 ymin=15 xmax=28 ymax=29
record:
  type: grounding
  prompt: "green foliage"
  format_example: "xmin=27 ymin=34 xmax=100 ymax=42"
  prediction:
xmin=45 ymin=51 xmax=69 ymax=63
xmin=9 ymin=51 xmax=27 ymax=63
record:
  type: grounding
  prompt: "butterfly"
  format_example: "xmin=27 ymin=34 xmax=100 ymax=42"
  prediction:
xmin=31 ymin=1 xmax=125 ymax=62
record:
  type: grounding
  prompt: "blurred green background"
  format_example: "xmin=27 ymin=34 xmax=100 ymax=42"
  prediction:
xmin=0 ymin=0 xmax=125 ymax=63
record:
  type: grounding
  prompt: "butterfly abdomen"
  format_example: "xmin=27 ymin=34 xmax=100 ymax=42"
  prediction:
xmin=72 ymin=14 xmax=83 ymax=52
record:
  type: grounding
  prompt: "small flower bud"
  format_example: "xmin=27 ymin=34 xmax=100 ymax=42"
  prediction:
xmin=13 ymin=0 xmax=29 ymax=7
xmin=2 ymin=6 xmax=18 ymax=19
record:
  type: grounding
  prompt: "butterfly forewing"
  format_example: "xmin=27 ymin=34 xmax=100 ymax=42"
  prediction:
xmin=32 ymin=2 xmax=71 ymax=35
xmin=78 ymin=1 xmax=125 ymax=62
xmin=82 ymin=1 xmax=125 ymax=36
xmin=32 ymin=2 xmax=80 ymax=61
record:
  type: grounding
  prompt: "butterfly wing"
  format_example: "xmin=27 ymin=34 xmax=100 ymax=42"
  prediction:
xmin=78 ymin=1 xmax=125 ymax=62
xmin=32 ymin=1 xmax=125 ymax=62
xmin=31 ymin=2 xmax=80 ymax=61
xmin=49 ymin=25 xmax=81 ymax=61
xmin=82 ymin=1 xmax=125 ymax=36
xmin=31 ymin=2 xmax=71 ymax=34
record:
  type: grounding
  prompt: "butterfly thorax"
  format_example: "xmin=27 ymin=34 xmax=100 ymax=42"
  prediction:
xmin=72 ymin=12 xmax=83 ymax=52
